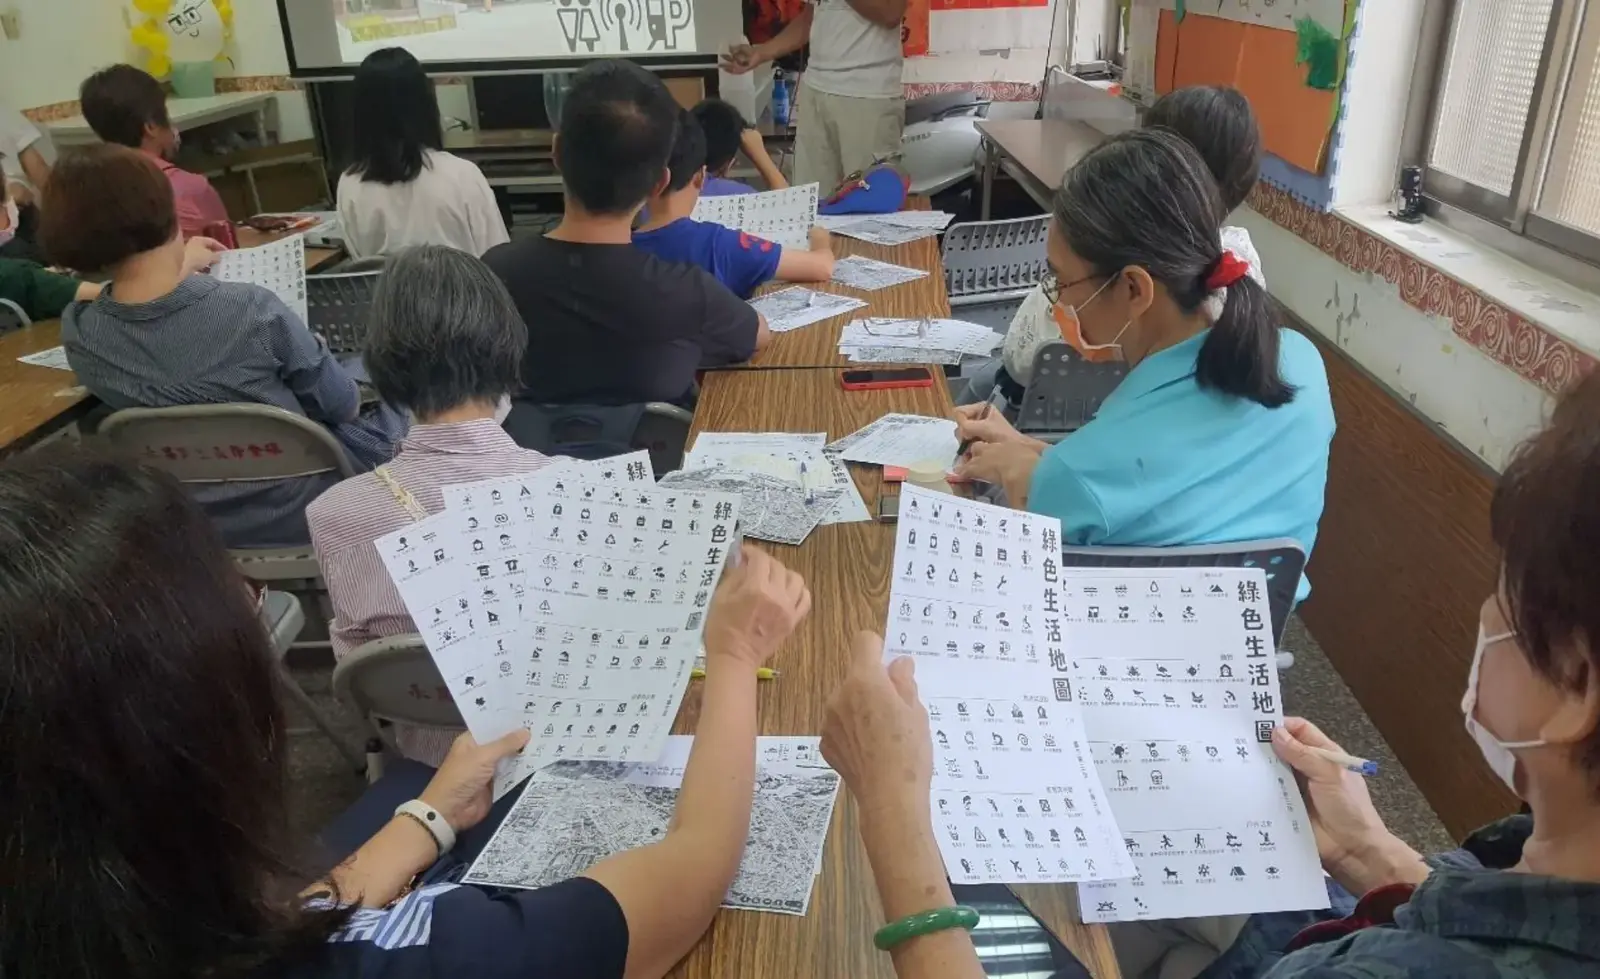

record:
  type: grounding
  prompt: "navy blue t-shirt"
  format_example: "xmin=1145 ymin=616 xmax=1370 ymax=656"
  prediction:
xmin=633 ymin=217 xmax=783 ymax=300
xmin=286 ymin=878 xmax=628 ymax=979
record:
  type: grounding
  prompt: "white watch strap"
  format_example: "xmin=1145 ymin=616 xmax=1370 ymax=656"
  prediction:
xmin=394 ymin=799 xmax=456 ymax=856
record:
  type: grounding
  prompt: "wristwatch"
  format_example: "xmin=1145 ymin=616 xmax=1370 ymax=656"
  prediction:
xmin=394 ymin=799 xmax=456 ymax=856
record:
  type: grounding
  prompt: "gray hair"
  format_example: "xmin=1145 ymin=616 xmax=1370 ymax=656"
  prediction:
xmin=363 ymin=245 xmax=527 ymax=418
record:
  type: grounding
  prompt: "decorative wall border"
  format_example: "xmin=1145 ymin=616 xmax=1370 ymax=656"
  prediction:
xmin=1249 ymin=182 xmax=1598 ymax=395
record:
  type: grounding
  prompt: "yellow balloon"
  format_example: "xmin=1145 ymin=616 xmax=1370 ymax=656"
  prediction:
xmin=131 ymin=23 xmax=170 ymax=53
xmin=147 ymin=53 xmax=172 ymax=77
xmin=131 ymin=0 xmax=168 ymax=14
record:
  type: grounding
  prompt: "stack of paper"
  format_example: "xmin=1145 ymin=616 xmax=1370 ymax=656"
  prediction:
xmin=830 ymin=255 xmax=930 ymax=291
xmin=884 ymin=487 xmax=1137 ymax=885
xmin=463 ymin=736 xmax=842 ymax=915
xmin=749 ymin=286 xmax=868 ymax=333
xmin=376 ymin=451 xmax=741 ymax=795
xmin=211 ymin=234 xmax=309 ymax=324
xmin=827 ymin=413 xmax=960 ymax=470
xmin=818 ymin=210 xmax=955 ymax=245
xmin=837 ymin=317 xmax=1001 ymax=365
xmin=660 ymin=469 xmax=833 ymax=546
xmin=692 ymin=183 xmax=820 ymax=251
xmin=685 ymin=432 xmax=872 ymax=526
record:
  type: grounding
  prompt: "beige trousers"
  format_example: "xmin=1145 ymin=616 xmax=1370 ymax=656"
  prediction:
xmin=793 ymin=83 xmax=905 ymax=193
xmin=1110 ymin=914 xmax=1252 ymax=979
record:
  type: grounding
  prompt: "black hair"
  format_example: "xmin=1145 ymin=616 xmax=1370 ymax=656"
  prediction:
xmin=1143 ymin=86 xmax=1261 ymax=215
xmin=692 ymin=98 xmax=748 ymax=176
xmin=556 ymin=59 xmax=679 ymax=215
xmin=664 ymin=108 xmax=708 ymax=192
xmin=79 ymin=64 xmax=170 ymax=149
xmin=0 ymin=451 xmax=349 ymax=978
xmin=1053 ymin=128 xmax=1293 ymax=408
xmin=347 ymin=47 xmax=444 ymax=185
xmin=365 ymin=246 xmax=529 ymax=418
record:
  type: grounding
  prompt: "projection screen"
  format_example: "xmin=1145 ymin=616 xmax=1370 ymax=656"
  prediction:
xmin=278 ymin=0 xmax=744 ymax=77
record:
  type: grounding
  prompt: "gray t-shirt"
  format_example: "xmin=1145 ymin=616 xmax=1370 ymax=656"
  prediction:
xmin=805 ymin=0 xmax=903 ymax=99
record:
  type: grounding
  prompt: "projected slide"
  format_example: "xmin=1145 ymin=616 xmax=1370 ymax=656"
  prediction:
xmin=333 ymin=0 xmax=698 ymax=63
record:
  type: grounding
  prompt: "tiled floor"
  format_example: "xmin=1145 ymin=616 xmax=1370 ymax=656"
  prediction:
xmin=284 ymin=614 xmax=1456 ymax=856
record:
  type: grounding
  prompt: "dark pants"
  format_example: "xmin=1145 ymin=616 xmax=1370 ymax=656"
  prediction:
xmin=317 ymin=760 xmax=524 ymax=884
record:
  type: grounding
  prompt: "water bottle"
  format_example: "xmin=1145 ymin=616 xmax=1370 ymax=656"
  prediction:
xmin=772 ymin=70 xmax=792 ymax=127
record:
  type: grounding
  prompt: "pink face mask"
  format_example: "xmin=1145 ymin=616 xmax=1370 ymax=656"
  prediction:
xmin=1050 ymin=276 xmax=1128 ymax=363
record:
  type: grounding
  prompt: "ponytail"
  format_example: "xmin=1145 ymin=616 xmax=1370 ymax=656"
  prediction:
xmin=1197 ymin=276 xmax=1295 ymax=408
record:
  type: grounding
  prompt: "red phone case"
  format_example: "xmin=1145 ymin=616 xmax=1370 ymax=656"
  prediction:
xmin=839 ymin=372 xmax=935 ymax=391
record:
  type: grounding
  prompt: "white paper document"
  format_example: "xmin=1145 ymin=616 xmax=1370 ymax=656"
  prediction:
xmin=659 ymin=468 xmax=831 ymax=546
xmin=374 ymin=471 xmax=742 ymax=796
xmin=692 ymin=183 xmax=820 ymax=251
xmin=839 ymin=345 xmax=968 ymax=366
xmin=838 ymin=318 xmax=1001 ymax=357
xmin=685 ymin=432 xmax=871 ymax=525
xmin=440 ymin=450 xmax=655 ymax=511
xmin=884 ymin=487 xmax=1135 ymax=885
xmin=17 ymin=345 xmax=71 ymax=371
xmin=210 ymin=234 xmax=309 ymax=324
xmin=817 ymin=210 xmax=955 ymax=233
xmin=831 ymin=218 xmax=942 ymax=246
xmin=463 ymin=736 xmax=842 ymax=915
xmin=749 ymin=286 xmax=869 ymax=333
xmin=830 ymin=255 xmax=930 ymax=291
xmin=827 ymin=413 xmax=960 ymax=469
xmin=1070 ymin=568 xmax=1329 ymax=923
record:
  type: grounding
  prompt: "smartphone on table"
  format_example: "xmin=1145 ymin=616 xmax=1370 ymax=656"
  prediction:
xmin=839 ymin=368 xmax=935 ymax=391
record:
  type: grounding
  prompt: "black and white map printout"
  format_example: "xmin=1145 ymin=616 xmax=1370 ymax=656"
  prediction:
xmin=884 ymin=486 xmax=1134 ymax=885
xmin=463 ymin=736 xmax=841 ymax=914
xmin=1070 ymin=568 xmax=1329 ymax=923
xmin=375 ymin=469 xmax=741 ymax=795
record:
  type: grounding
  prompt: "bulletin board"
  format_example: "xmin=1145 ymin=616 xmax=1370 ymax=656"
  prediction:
xmin=1151 ymin=7 xmax=1347 ymax=174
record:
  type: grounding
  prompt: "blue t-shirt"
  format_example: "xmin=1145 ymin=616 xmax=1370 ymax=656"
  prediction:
xmin=632 ymin=217 xmax=783 ymax=300
xmin=703 ymin=175 xmax=755 ymax=196
xmin=1027 ymin=329 xmax=1335 ymax=602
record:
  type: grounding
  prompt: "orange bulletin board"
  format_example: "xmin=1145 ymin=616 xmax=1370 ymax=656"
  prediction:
xmin=903 ymin=0 xmax=929 ymax=57
xmin=1154 ymin=10 xmax=1339 ymax=174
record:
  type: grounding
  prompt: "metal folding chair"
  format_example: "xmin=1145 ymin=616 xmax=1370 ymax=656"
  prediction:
xmin=1059 ymin=538 xmax=1307 ymax=669
xmin=98 ymin=403 xmax=357 ymax=581
xmin=331 ymin=633 xmax=463 ymax=782
xmin=306 ymin=270 xmax=383 ymax=355
xmin=262 ymin=590 xmax=366 ymax=771
xmin=1015 ymin=341 xmax=1128 ymax=441
xmin=503 ymin=400 xmax=695 ymax=474
xmin=940 ymin=215 xmax=1051 ymax=335
xmin=0 ymin=298 xmax=31 ymax=332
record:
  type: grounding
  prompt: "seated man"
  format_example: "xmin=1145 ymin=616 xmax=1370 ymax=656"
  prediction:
xmin=634 ymin=108 xmax=833 ymax=300
xmin=79 ymin=64 xmax=231 ymax=241
xmin=483 ymin=59 xmax=771 ymax=407
xmin=692 ymin=97 xmax=787 ymax=195
xmin=0 ymin=258 xmax=97 ymax=321
xmin=309 ymin=246 xmax=557 ymax=765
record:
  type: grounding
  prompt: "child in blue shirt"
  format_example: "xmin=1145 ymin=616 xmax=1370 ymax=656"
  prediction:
xmin=634 ymin=108 xmax=833 ymax=299
xmin=693 ymin=98 xmax=788 ymax=196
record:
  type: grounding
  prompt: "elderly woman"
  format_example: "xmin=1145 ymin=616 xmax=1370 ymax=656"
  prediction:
xmin=822 ymin=369 xmax=1600 ymax=979
xmin=308 ymin=245 xmax=551 ymax=764
xmin=1 ymin=450 xmax=810 ymax=979
xmin=40 ymin=144 xmax=404 ymax=548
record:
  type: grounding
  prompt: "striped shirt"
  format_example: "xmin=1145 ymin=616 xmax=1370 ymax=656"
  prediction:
xmin=63 ymin=275 xmax=406 ymax=547
xmin=307 ymin=419 xmax=555 ymax=764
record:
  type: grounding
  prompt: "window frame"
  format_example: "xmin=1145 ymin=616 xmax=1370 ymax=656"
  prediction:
xmin=1407 ymin=0 xmax=1600 ymax=267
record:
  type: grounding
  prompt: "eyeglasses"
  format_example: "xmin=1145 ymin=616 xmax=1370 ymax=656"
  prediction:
xmin=858 ymin=316 xmax=930 ymax=338
xmin=1039 ymin=272 xmax=1107 ymax=306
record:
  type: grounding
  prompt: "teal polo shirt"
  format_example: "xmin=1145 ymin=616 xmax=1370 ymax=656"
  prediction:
xmin=1027 ymin=328 xmax=1334 ymax=601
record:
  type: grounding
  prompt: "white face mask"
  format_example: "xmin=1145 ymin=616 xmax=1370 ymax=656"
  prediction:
xmin=1461 ymin=625 xmax=1546 ymax=792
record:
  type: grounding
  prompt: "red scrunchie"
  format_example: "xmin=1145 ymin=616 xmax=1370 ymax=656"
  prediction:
xmin=1205 ymin=250 xmax=1251 ymax=290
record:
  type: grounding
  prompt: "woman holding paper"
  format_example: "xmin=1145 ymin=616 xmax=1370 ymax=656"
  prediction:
xmin=0 ymin=449 xmax=813 ymax=979
xmin=953 ymin=129 xmax=1334 ymax=603
xmin=39 ymin=144 xmax=406 ymax=549
xmin=829 ymin=374 xmax=1600 ymax=979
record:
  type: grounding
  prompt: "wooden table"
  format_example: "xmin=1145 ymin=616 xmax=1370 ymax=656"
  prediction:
xmin=669 ymin=369 xmax=1120 ymax=978
xmin=741 ymin=233 xmax=954 ymax=370
xmin=976 ymin=119 xmax=1107 ymax=219
xmin=0 ymin=319 xmax=90 ymax=456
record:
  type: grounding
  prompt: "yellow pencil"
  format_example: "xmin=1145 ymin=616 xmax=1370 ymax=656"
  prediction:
xmin=690 ymin=667 xmax=780 ymax=680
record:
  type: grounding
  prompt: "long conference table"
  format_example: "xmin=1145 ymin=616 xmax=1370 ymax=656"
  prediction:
xmin=677 ymin=226 xmax=1121 ymax=978
xmin=0 ymin=213 xmax=1120 ymax=976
